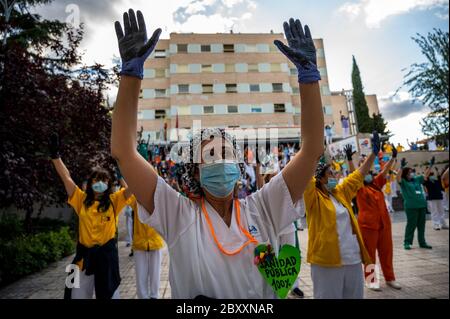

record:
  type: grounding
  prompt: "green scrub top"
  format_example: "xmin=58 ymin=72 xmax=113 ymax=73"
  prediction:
xmin=399 ymin=175 xmax=427 ymax=209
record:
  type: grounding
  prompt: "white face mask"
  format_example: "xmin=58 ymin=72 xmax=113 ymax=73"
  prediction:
xmin=92 ymin=181 xmax=108 ymax=194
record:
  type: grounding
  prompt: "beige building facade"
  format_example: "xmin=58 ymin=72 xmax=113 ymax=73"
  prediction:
xmin=138 ymin=33 xmax=379 ymax=142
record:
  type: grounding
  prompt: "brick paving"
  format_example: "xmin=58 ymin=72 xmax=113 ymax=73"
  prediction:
xmin=0 ymin=212 xmax=448 ymax=299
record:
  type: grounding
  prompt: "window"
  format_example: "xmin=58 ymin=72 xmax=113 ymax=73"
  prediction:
xmin=201 ymin=45 xmax=211 ymax=52
xmin=250 ymin=84 xmax=260 ymax=92
xmin=137 ymin=111 xmax=144 ymax=119
xmin=155 ymin=69 xmax=166 ymax=78
xmin=271 ymin=63 xmax=281 ymax=72
xmin=292 ymin=87 xmax=300 ymax=94
xmin=178 ymin=84 xmax=189 ymax=94
xmin=224 ymin=44 xmax=235 ymax=53
xmin=204 ymin=106 xmax=214 ymax=114
xmin=269 ymin=44 xmax=279 ymax=52
xmin=202 ymin=64 xmax=212 ymax=73
xmin=177 ymin=44 xmax=188 ymax=53
xmin=228 ymin=105 xmax=238 ymax=113
xmin=274 ymin=104 xmax=286 ymax=113
xmin=248 ymin=64 xmax=259 ymax=72
xmin=225 ymin=64 xmax=235 ymax=73
xmin=290 ymin=68 xmax=298 ymax=76
xmin=246 ymin=45 xmax=257 ymax=52
xmin=272 ymin=83 xmax=283 ymax=93
xmin=154 ymin=50 xmax=166 ymax=58
xmin=155 ymin=89 xmax=166 ymax=98
xmin=251 ymin=107 xmax=262 ymax=113
xmin=202 ymin=84 xmax=213 ymax=94
xmin=226 ymin=84 xmax=237 ymax=93
xmin=155 ymin=110 xmax=166 ymax=119
xmin=177 ymin=64 xmax=189 ymax=73
xmin=323 ymin=105 xmax=333 ymax=115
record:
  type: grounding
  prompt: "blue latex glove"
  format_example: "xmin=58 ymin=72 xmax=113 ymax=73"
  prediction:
xmin=429 ymin=156 xmax=436 ymax=167
xmin=371 ymin=131 xmax=381 ymax=155
xmin=115 ymin=9 xmax=162 ymax=79
xmin=274 ymin=18 xmax=321 ymax=84
xmin=401 ymin=158 xmax=408 ymax=169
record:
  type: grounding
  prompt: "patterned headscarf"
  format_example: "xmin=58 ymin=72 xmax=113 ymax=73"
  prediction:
xmin=315 ymin=162 xmax=331 ymax=179
xmin=172 ymin=128 xmax=246 ymax=198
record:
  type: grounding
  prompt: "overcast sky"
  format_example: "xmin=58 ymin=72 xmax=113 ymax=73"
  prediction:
xmin=33 ymin=0 xmax=449 ymax=146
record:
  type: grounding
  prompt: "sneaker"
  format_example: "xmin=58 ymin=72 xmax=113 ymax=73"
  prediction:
xmin=441 ymin=224 xmax=449 ymax=230
xmin=129 ymin=250 xmax=134 ymax=257
xmin=386 ymin=281 xmax=402 ymax=290
xmin=419 ymin=244 xmax=433 ymax=249
xmin=126 ymin=243 xmax=131 ymax=247
xmin=291 ymin=287 xmax=304 ymax=298
xmin=433 ymin=225 xmax=441 ymax=231
xmin=404 ymin=244 xmax=412 ymax=250
xmin=366 ymin=282 xmax=382 ymax=291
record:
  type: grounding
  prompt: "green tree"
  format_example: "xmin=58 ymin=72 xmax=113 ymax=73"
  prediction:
xmin=372 ymin=112 xmax=391 ymax=137
xmin=401 ymin=29 xmax=449 ymax=141
xmin=352 ymin=56 xmax=373 ymax=133
xmin=0 ymin=0 xmax=117 ymax=232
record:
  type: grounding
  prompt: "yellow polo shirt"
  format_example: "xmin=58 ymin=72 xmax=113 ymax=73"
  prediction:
xmin=128 ymin=196 xmax=165 ymax=251
xmin=303 ymin=170 xmax=372 ymax=267
xmin=68 ymin=187 xmax=128 ymax=248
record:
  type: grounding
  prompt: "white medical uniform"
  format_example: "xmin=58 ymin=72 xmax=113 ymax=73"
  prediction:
xmin=310 ymin=195 xmax=364 ymax=299
xmin=138 ymin=174 xmax=301 ymax=299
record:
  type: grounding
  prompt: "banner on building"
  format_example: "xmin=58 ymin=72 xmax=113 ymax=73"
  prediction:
xmin=359 ymin=138 xmax=372 ymax=155
xmin=327 ymin=136 xmax=358 ymax=159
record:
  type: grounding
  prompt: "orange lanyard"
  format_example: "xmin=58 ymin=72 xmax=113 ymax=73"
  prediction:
xmin=201 ymin=198 xmax=258 ymax=256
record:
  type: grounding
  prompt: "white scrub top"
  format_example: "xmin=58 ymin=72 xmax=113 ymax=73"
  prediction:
xmin=138 ymin=173 xmax=302 ymax=299
xmin=330 ymin=195 xmax=361 ymax=266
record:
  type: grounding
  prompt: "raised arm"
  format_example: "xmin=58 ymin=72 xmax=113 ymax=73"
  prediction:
xmin=274 ymin=18 xmax=324 ymax=203
xmin=380 ymin=144 xmax=397 ymax=178
xmin=343 ymin=144 xmax=356 ymax=173
xmin=115 ymin=166 xmax=133 ymax=200
xmin=111 ymin=9 xmax=162 ymax=214
xmin=358 ymin=131 xmax=380 ymax=176
xmin=49 ymin=133 xmax=76 ymax=197
xmin=397 ymin=158 xmax=408 ymax=183
xmin=442 ymin=167 xmax=449 ymax=185
xmin=424 ymin=156 xmax=435 ymax=181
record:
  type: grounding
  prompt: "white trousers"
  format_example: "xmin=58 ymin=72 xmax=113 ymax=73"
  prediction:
xmin=342 ymin=127 xmax=350 ymax=138
xmin=134 ymin=250 xmax=162 ymax=299
xmin=428 ymin=199 xmax=447 ymax=227
xmin=444 ymin=192 xmax=449 ymax=211
xmin=71 ymin=271 xmax=120 ymax=299
xmin=311 ymin=263 xmax=364 ymax=299
xmin=326 ymin=136 xmax=333 ymax=145
xmin=385 ymin=194 xmax=393 ymax=213
xmin=126 ymin=214 xmax=133 ymax=245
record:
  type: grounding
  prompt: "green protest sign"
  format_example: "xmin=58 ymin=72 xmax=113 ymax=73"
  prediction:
xmin=254 ymin=244 xmax=301 ymax=299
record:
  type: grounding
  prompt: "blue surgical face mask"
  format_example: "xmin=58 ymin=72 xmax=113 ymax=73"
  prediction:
xmin=409 ymin=172 xmax=416 ymax=180
xmin=92 ymin=181 xmax=108 ymax=194
xmin=364 ymin=175 xmax=374 ymax=183
xmin=430 ymin=175 xmax=438 ymax=181
xmin=200 ymin=162 xmax=241 ymax=198
xmin=326 ymin=178 xmax=338 ymax=192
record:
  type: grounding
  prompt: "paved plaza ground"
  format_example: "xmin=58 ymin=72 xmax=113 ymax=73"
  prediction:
xmin=0 ymin=212 xmax=448 ymax=299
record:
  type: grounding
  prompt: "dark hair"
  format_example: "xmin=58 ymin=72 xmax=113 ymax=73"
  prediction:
xmin=84 ymin=167 xmax=113 ymax=213
xmin=315 ymin=163 xmax=331 ymax=189
xmin=401 ymin=167 xmax=413 ymax=180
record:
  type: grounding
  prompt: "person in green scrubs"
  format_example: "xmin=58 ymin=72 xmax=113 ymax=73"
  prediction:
xmin=397 ymin=158 xmax=433 ymax=250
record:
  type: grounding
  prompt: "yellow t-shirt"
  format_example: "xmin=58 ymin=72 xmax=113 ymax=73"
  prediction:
xmin=396 ymin=145 xmax=404 ymax=153
xmin=384 ymin=144 xmax=393 ymax=153
xmin=68 ymin=187 xmax=129 ymax=248
xmin=128 ymin=196 xmax=165 ymax=251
